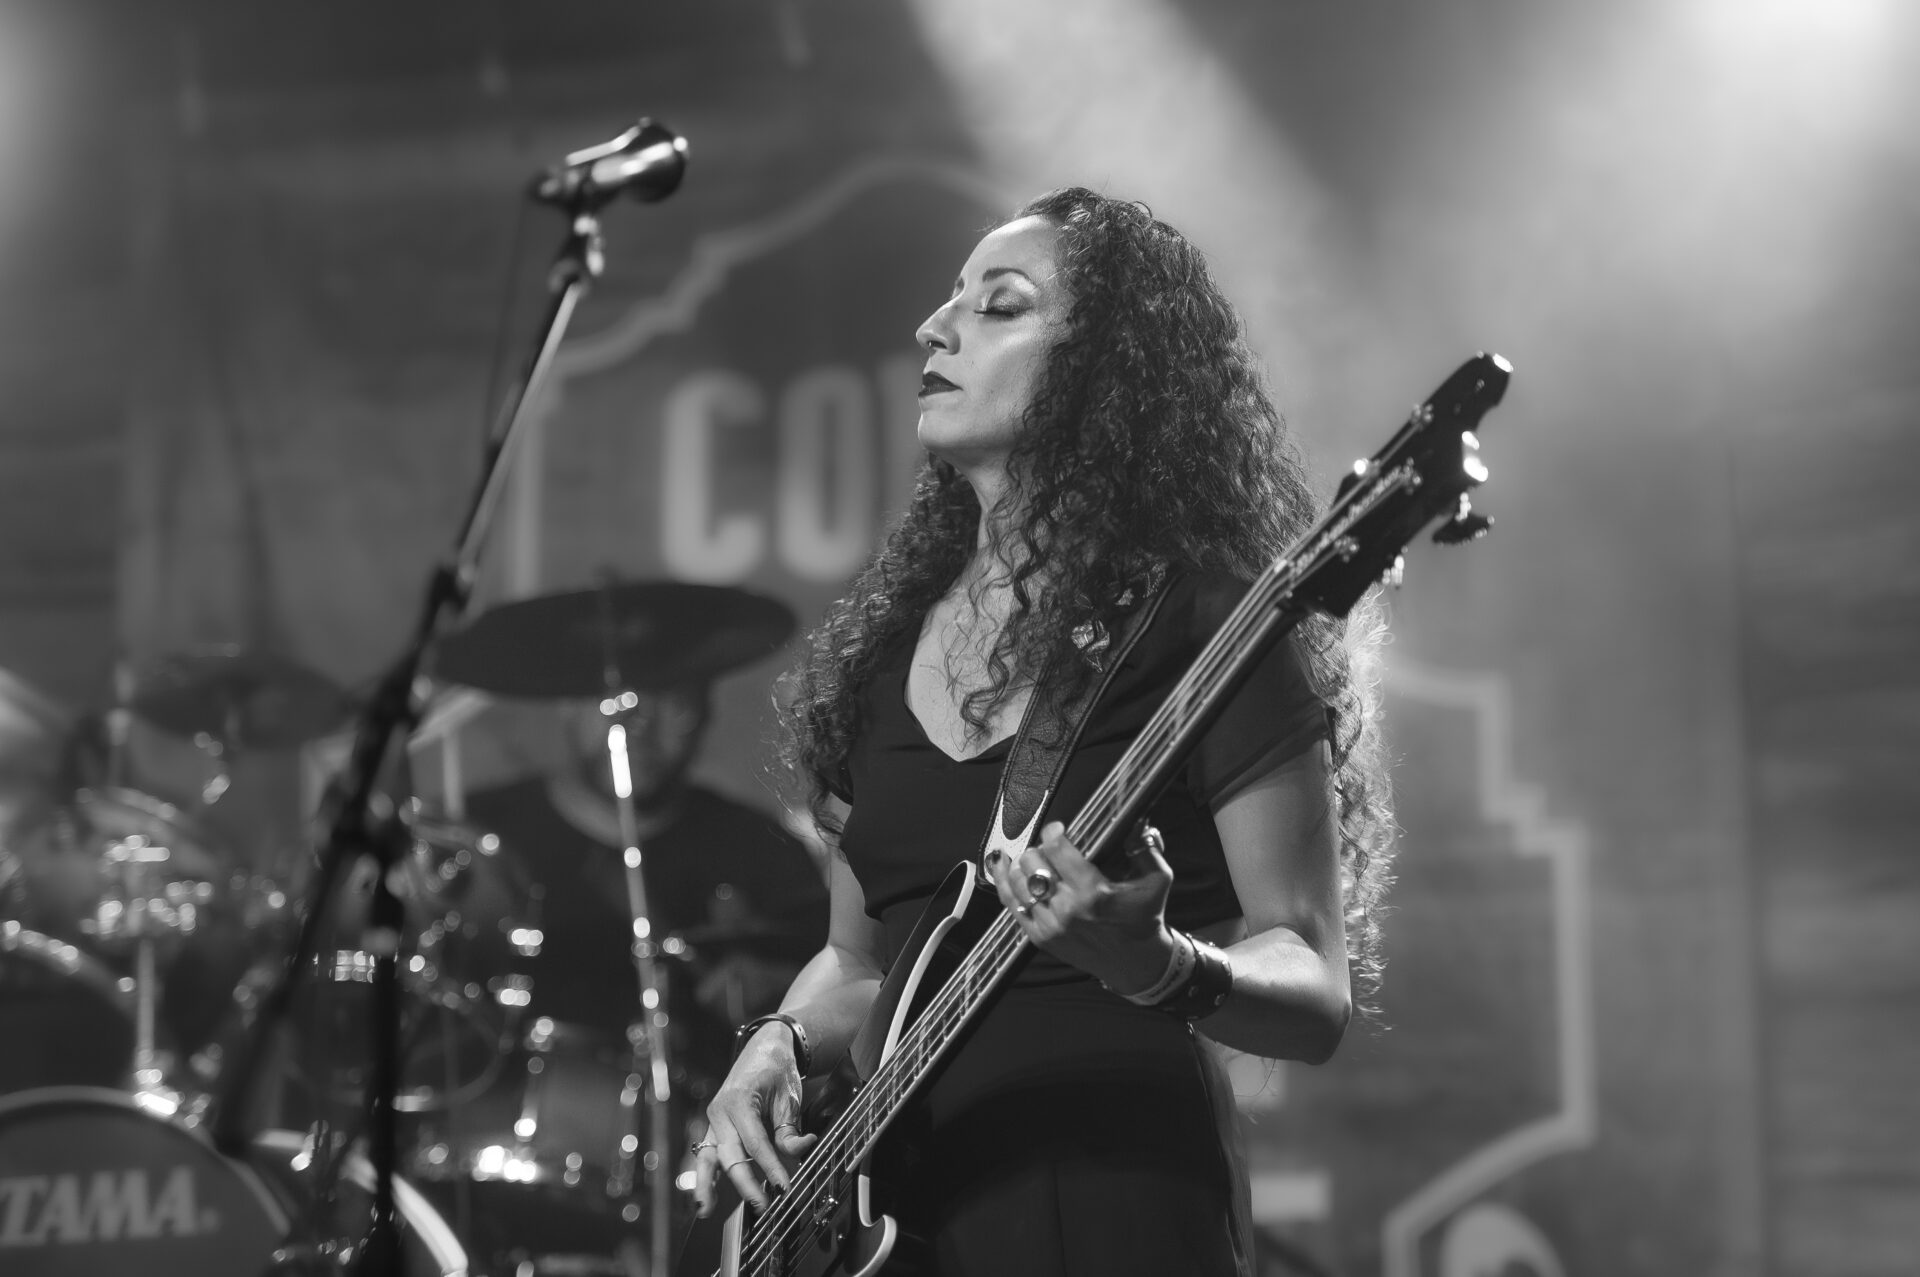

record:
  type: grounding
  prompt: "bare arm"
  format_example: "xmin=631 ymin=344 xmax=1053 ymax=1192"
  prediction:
xmin=762 ymin=850 xmax=889 ymax=1072
xmin=1190 ymin=739 xmax=1351 ymax=1062
xmin=697 ymin=829 xmax=888 ymax=1214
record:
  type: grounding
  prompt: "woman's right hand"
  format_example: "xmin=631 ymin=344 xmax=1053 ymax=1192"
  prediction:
xmin=693 ymin=1024 xmax=820 ymax=1216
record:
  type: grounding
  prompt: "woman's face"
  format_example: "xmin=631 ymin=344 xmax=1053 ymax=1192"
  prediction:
xmin=914 ymin=216 xmax=1070 ymax=476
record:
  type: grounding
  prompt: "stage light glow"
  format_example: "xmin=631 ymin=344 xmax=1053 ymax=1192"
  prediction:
xmin=904 ymin=0 xmax=1337 ymax=411
xmin=608 ymin=723 xmax=632 ymax=797
xmin=0 ymin=8 xmax=54 ymax=255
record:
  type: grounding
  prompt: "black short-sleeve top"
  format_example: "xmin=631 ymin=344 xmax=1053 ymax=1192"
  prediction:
xmin=838 ymin=571 xmax=1330 ymax=977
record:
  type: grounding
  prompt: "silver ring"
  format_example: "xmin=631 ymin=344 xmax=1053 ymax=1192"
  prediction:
xmin=1025 ymin=868 xmax=1057 ymax=903
xmin=690 ymin=1139 xmax=716 ymax=1155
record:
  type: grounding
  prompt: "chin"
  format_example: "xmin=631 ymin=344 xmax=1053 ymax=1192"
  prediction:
xmin=915 ymin=411 xmax=960 ymax=449
xmin=917 ymin=428 xmax=965 ymax=468
xmin=918 ymin=421 xmax=1011 ymax=469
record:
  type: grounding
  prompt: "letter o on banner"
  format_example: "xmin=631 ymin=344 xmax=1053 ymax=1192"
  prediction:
xmin=1438 ymin=1201 xmax=1566 ymax=1277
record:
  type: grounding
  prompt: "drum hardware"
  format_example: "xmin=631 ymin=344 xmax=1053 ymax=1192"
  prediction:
xmin=428 ymin=576 xmax=797 ymax=1275
xmin=0 ymin=1087 xmax=467 ymax=1275
xmin=99 ymin=836 xmax=187 ymax=1104
xmin=72 ymin=785 xmax=227 ymax=881
xmin=1 ymin=779 xmax=273 ymax=1101
xmin=82 ymin=836 xmax=214 ymax=946
xmin=209 ymin=122 xmax=686 ymax=1277
xmin=585 ymin=575 xmax=695 ymax=1277
xmin=120 ymin=645 xmax=351 ymax=808
xmin=0 ymin=921 xmax=139 ymax=1093
xmin=125 ymin=646 xmax=352 ymax=754
xmin=410 ymin=1016 xmax=647 ymax=1197
xmin=405 ymin=1015 xmax=679 ymax=1277
xmin=263 ymin=807 xmax=540 ymax=1114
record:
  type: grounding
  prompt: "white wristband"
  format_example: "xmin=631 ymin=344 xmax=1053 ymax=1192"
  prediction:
xmin=1110 ymin=931 xmax=1196 ymax=1007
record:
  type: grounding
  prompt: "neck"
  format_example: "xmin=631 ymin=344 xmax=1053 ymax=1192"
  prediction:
xmin=946 ymin=448 xmax=1013 ymax=541
xmin=966 ymin=469 xmax=1022 ymax=566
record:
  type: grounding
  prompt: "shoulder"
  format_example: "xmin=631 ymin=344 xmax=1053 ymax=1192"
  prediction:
xmin=1159 ymin=567 xmax=1323 ymax=709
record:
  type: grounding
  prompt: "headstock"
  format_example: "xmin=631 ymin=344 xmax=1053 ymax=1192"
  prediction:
xmin=1293 ymin=352 xmax=1510 ymax=617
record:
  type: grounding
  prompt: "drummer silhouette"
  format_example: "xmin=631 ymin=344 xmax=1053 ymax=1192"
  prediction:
xmin=429 ymin=580 xmax=831 ymax=1085
xmin=466 ymin=677 xmax=829 ymax=1055
xmin=406 ymin=580 xmax=827 ymax=1272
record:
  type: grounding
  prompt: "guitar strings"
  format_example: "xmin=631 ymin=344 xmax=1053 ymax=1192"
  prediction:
xmin=735 ymin=559 xmax=1305 ymax=1273
xmin=734 ymin=567 xmax=1295 ymax=1274
xmin=737 ymin=581 xmax=1291 ymax=1275
xmin=741 ymin=471 xmax=1404 ymax=1268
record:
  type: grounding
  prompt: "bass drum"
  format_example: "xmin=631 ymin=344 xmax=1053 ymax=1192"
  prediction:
xmin=0 ymin=1087 xmax=467 ymax=1276
xmin=0 ymin=923 xmax=135 ymax=1093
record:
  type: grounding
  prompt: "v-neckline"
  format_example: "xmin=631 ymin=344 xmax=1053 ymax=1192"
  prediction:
xmin=897 ymin=659 xmax=1016 ymax=764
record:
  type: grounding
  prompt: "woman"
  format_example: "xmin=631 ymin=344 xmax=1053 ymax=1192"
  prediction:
xmin=693 ymin=188 xmax=1393 ymax=1275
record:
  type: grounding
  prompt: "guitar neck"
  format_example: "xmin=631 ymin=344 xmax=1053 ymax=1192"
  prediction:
xmin=1066 ymin=569 xmax=1308 ymax=869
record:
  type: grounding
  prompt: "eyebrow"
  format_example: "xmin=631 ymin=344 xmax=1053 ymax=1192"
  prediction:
xmin=952 ymin=265 xmax=1037 ymax=293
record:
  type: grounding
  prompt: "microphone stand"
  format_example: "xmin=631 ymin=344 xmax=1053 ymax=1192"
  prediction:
xmin=593 ymin=581 xmax=680 ymax=1277
xmin=210 ymin=207 xmax=609 ymax=1276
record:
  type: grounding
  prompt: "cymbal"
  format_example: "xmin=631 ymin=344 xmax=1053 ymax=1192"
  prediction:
xmin=71 ymin=786 xmax=227 ymax=879
xmin=129 ymin=646 xmax=348 ymax=749
xmin=432 ymin=582 xmax=796 ymax=698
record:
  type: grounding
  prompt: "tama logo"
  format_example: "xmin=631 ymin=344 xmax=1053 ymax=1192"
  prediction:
xmin=0 ymin=1169 xmax=218 ymax=1246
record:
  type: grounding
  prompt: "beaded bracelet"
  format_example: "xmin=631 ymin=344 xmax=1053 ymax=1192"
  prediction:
xmin=734 ymin=1012 xmax=813 ymax=1077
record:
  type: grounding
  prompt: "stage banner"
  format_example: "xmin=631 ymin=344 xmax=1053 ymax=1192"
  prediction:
xmin=117 ymin=60 xmax=1011 ymax=842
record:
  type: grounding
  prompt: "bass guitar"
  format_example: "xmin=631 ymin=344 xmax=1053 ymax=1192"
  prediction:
xmin=677 ymin=352 xmax=1512 ymax=1277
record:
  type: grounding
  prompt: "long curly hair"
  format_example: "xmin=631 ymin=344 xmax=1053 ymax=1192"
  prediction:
xmin=780 ymin=187 xmax=1397 ymax=1003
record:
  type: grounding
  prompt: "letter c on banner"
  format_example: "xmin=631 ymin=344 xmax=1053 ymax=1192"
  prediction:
xmin=662 ymin=370 xmax=765 ymax=582
xmin=777 ymin=365 xmax=876 ymax=581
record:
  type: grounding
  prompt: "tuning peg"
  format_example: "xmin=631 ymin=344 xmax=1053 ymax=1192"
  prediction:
xmin=1381 ymin=553 xmax=1406 ymax=589
xmin=1432 ymin=493 xmax=1493 ymax=545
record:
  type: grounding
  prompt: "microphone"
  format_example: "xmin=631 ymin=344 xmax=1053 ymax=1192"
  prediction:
xmin=529 ymin=118 xmax=688 ymax=209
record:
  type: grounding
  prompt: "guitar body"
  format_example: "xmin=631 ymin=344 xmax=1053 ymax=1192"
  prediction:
xmin=675 ymin=862 xmax=995 ymax=1277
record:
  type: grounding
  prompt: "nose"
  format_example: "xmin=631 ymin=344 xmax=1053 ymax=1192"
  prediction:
xmin=916 ymin=298 xmax=957 ymax=352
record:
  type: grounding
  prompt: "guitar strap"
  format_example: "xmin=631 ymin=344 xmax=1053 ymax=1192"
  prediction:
xmin=972 ymin=572 xmax=1176 ymax=873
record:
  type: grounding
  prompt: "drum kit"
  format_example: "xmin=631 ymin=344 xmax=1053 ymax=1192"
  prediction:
xmin=0 ymin=580 xmax=799 ymax=1276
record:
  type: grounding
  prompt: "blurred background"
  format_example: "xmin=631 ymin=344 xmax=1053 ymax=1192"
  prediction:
xmin=0 ymin=1 xmax=1915 ymax=1274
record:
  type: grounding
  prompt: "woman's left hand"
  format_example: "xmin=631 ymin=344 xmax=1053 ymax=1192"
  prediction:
xmin=988 ymin=821 xmax=1179 ymax=995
